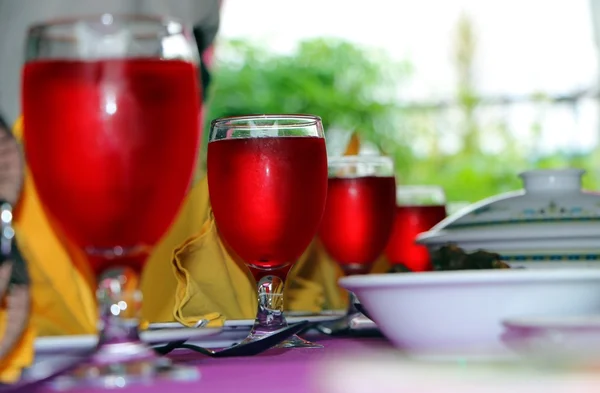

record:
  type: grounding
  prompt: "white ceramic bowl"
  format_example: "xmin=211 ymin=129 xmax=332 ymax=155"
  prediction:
xmin=339 ymin=269 xmax=600 ymax=357
xmin=416 ymin=169 xmax=600 ymax=268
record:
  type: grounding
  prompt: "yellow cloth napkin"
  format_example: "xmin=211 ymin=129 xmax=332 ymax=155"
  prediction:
xmin=0 ymin=322 xmax=35 ymax=384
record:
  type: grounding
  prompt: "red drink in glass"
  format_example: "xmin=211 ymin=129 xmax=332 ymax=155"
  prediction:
xmin=319 ymin=176 xmax=396 ymax=274
xmin=208 ymin=136 xmax=327 ymax=270
xmin=23 ymin=58 xmax=200 ymax=274
xmin=385 ymin=205 xmax=447 ymax=271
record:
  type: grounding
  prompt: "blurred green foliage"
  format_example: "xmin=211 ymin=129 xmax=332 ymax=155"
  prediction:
xmin=204 ymin=38 xmax=411 ymax=155
xmin=203 ymin=22 xmax=600 ymax=203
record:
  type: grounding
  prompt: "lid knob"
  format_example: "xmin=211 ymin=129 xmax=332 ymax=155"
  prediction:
xmin=519 ymin=169 xmax=585 ymax=193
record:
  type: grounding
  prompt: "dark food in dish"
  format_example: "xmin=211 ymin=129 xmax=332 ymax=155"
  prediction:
xmin=432 ymin=244 xmax=511 ymax=271
xmin=388 ymin=244 xmax=511 ymax=273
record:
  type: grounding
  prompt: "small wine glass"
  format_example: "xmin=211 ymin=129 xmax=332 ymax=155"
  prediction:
xmin=207 ymin=114 xmax=328 ymax=348
xmin=318 ymin=156 xmax=396 ymax=323
xmin=385 ymin=186 xmax=447 ymax=272
xmin=22 ymin=14 xmax=202 ymax=388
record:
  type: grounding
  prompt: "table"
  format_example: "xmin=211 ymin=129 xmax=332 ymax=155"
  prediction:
xmin=32 ymin=336 xmax=390 ymax=393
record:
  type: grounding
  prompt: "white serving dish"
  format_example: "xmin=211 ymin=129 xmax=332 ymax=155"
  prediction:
xmin=339 ymin=269 xmax=600 ymax=357
xmin=416 ymin=169 xmax=600 ymax=268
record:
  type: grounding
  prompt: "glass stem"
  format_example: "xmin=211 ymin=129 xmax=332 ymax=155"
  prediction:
xmin=251 ymin=274 xmax=288 ymax=336
xmin=94 ymin=267 xmax=155 ymax=364
xmin=96 ymin=268 xmax=139 ymax=343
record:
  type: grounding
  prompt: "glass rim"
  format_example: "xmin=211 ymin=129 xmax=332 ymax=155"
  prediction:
xmin=395 ymin=184 xmax=446 ymax=205
xmin=327 ymin=155 xmax=394 ymax=166
xmin=211 ymin=114 xmax=323 ymax=129
xmin=396 ymin=184 xmax=446 ymax=193
xmin=27 ymin=13 xmax=185 ymax=36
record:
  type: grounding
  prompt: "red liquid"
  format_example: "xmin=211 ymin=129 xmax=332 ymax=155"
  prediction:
xmin=319 ymin=176 xmax=396 ymax=274
xmin=22 ymin=59 xmax=201 ymax=274
xmin=385 ymin=205 xmax=447 ymax=271
xmin=207 ymin=137 xmax=328 ymax=271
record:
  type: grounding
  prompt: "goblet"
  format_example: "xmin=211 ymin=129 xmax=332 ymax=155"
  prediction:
xmin=319 ymin=156 xmax=396 ymax=327
xmin=22 ymin=14 xmax=202 ymax=388
xmin=207 ymin=114 xmax=328 ymax=348
xmin=385 ymin=186 xmax=447 ymax=272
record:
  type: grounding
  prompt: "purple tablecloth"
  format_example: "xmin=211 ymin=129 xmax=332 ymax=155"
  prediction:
xmin=32 ymin=336 xmax=390 ymax=393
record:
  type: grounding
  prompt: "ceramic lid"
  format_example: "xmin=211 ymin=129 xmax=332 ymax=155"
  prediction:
xmin=416 ymin=169 xmax=600 ymax=248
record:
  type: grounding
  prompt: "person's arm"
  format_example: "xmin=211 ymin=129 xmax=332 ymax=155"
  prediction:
xmin=191 ymin=0 xmax=222 ymax=100
xmin=0 ymin=112 xmax=8 ymax=132
xmin=191 ymin=0 xmax=221 ymax=55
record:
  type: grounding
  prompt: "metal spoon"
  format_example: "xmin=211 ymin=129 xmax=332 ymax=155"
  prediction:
xmin=154 ymin=320 xmax=311 ymax=358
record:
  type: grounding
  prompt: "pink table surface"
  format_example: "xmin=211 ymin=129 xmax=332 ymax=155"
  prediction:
xmin=29 ymin=336 xmax=390 ymax=393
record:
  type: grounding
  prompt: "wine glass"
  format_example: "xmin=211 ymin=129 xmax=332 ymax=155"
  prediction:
xmin=21 ymin=15 xmax=201 ymax=388
xmin=318 ymin=156 xmax=396 ymax=324
xmin=385 ymin=186 xmax=447 ymax=272
xmin=207 ymin=114 xmax=328 ymax=348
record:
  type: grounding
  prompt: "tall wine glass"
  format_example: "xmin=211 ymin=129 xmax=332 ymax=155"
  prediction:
xmin=207 ymin=114 xmax=328 ymax=348
xmin=21 ymin=15 xmax=201 ymax=388
xmin=385 ymin=186 xmax=447 ymax=272
xmin=318 ymin=156 xmax=396 ymax=328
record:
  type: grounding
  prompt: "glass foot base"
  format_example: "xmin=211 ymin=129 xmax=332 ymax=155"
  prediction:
xmin=49 ymin=341 xmax=200 ymax=391
xmin=277 ymin=334 xmax=323 ymax=349
xmin=241 ymin=330 xmax=323 ymax=350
